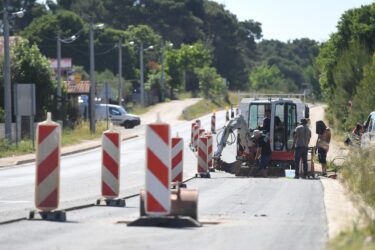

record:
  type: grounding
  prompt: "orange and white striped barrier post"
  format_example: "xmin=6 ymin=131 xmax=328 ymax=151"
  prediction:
xmin=96 ymin=127 xmax=125 ymax=207
xmin=196 ymin=135 xmax=210 ymax=178
xmin=211 ymin=112 xmax=216 ymax=134
xmin=30 ymin=112 xmax=65 ymax=221
xmin=193 ymin=124 xmax=199 ymax=151
xmin=145 ymin=121 xmax=171 ymax=215
xmin=171 ymin=135 xmax=186 ymax=188
xmin=206 ymin=133 xmax=214 ymax=172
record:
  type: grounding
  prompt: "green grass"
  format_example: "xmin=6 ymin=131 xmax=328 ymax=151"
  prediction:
xmin=327 ymin=147 xmax=375 ymax=250
xmin=0 ymin=121 xmax=109 ymax=158
xmin=329 ymin=226 xmax=375 ymax=250
xmin=125 ymin=103 xmax=151 ymax=115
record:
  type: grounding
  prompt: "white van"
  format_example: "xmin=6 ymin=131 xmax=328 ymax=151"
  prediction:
xmin=95 ymin=104 xmax=140 ymax=128
xmin=361 ymin=111 xmax=375 ymax=148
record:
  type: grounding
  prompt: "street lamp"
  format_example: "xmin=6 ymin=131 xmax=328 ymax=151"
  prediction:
xmin=139 ymin=42 xmax=154 ymax=107
xmin=56 ymin=34 xmax=78 ymax=111
xmin=117 ymin=40 xmax=134 ymax=106
xmin=89 ymin=22 xmax=104 ymax=133
xmin=160 ymin=41 xmax=173 ymax=102
xmin=2 ymin=5 xmax=24 ymax=141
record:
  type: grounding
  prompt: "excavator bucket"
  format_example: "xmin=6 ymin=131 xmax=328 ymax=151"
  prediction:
xmin=140 ymin=188 xmax=198 ymax=220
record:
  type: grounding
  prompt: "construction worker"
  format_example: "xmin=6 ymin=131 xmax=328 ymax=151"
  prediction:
xmin=292 ymin=118 xmax=311 ymax=179
xmin=253 ymin=130 xmax=271 ymax=178
xmin=315 ymin=120 xmax=331 ymax=176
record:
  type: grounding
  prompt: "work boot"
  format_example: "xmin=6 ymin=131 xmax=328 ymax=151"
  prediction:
xmin=261 ymin=169 xmax=268 ymax=178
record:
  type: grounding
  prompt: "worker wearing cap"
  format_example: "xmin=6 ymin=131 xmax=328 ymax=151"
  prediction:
xmin=292 ymin=118 xmax=311 ymax=178
xmin=253 ymin=130 xmax=271 ymax=177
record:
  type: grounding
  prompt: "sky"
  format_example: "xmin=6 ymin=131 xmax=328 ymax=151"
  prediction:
xmin=212 ymin=0 xmax=374 ymax=42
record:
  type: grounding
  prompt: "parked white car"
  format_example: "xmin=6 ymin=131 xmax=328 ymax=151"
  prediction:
xmin=95 ymin=104 xmax=140 ymax=129
xmin=361 ymin=111 xmax=375 ymax=148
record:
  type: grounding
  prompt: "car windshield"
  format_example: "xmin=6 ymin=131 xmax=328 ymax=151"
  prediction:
xmin=118 ymin=106 xmax=128 ymax=115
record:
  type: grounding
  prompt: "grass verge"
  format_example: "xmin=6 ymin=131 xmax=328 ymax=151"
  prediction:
xmin=180 ymin=92 xmax=238 ymax=121
xmin=328 ymin=146 xmax=375 ymax=250
xmin=0 ymin=121 xmax=109 ymax=158
xmin=329 ymin=226 xmax=375 ymax=250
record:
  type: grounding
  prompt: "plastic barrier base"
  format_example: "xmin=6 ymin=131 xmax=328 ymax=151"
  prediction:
xmin=171 ymin=182 xmax=187 ymax=189
xmin=195 ymin=172 xmax=211 ymax=178
xmin=209 ymin=168 xmax=216 ymax=172
xmin=28 ymin=210 xmax=66 ymax=222
xmin=96 ymin=198 xmax=126 ymax=207
xmin=127 ymin=216 xmax=201 ymax=228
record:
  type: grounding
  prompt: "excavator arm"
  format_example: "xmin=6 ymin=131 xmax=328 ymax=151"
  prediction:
xmin=214 ymin=115 xmax=255 ymax=173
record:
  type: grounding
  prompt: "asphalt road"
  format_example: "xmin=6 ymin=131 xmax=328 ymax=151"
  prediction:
xmin=0 ymin=108 xmax=328 ymax=250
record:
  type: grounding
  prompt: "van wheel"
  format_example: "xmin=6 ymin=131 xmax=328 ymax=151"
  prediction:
xmin=123 ymin=121 xmax=133 ymax=129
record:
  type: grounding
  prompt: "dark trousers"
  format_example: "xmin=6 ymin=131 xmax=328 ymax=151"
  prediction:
xmin=294 ymin=147 xmax=308 ymax=177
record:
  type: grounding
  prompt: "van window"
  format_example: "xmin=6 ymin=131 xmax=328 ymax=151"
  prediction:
xmin=109 ymin=107 xmax=121 ymax=116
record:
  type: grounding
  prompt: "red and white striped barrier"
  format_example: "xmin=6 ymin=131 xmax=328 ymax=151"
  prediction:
xmin=206 ymin=133 xmax=213 ymax=169
xmin=190 ymin=122 xmax=196 ymax=146
xmin=193 ymin=124 xmax=199 ymax=150
xmin=195 ymin=119 xmax=201 ymax=128
xmin=197 ymin=136 xmax=208 ymax=174
xmin=211 ymin=113 xmax=216 ymax=134
xmin=199 ymin=128 xmax=205 ymax=138
xmin=101 ymin=130 xmax=121 ymax=198
xmin=171 ymin=137 xmax=183 ymax=183
xmin=35 ymin=113 xmax=61 ymax=211
xmin=145 ymin=123 xmax=171 ymax=215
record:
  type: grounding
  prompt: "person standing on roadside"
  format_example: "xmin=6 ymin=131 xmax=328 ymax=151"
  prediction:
xmin=292 ymin=118 xmax=311 ymax=178
xmin=316 ymin=120 xmax=331 ymax=176
xmin=253 ymin=130 xmax=272 ymax=178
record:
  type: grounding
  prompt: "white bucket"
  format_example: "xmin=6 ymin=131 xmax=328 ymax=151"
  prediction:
xmin=285 ymin=169 xmax=295 ymax=178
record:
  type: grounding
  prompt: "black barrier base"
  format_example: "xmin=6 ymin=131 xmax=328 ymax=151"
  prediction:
xmin=195 ymin=172 xmax=211 ymax=178
xmin=127 ymin=216 xmax=201 ymax=228
xmin=209 ymin=168 xmax=216 ymax=172
xmin=171 ymin=182 xmax=187 ymax=189
xmin=96 ymin=198 xmax=126 ymax=207
xmin=28 ymin=210 xmax=66 ymax=222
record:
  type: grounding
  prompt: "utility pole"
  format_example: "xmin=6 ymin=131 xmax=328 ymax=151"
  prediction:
xmin=118 ymin=40 xmax=122 ymax=105
xmin=89 ymin=22 xmax=96 ymax=133
xmin=3 ymin=4 xmax=11 ymax=141
xmin=160 ymin=41 xmax=165 ymax=102
xmin=57 ymin=33 xmax=62 ymax=110
xmin=140 ymin=41 xmax=144 ymax=106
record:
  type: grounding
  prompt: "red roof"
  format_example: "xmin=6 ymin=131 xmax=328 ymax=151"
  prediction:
xmin=64 ymin=81 xmax=90 ymax=94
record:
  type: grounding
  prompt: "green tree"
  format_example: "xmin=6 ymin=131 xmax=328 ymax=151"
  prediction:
xmin=195 ymin=66 xmax=226 ymax=100
xmin=249 ymin=64 xmax=286 ymax=91
xmin=350 ymin=53 xmax=375 ymax=127
xmin=7 ymin=39 xmax=55 ymax=121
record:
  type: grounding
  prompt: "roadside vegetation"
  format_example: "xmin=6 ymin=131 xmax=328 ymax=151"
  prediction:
xmin=0 ymin=121 xmax=108 ymax=158
xmin=327 ymin=147 xmax=375 ymax=249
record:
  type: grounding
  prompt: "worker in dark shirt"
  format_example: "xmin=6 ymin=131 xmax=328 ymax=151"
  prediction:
xmin=262 ymin=109 xmax=271 ymax=133
xmin=253 ymin=130 xmax=272 ymax=177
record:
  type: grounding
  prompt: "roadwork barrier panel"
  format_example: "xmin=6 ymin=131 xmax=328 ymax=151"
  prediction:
xmin=192 ymin=124 xmax=199 ymax=151
xmin=172 ymin=136 xmax=183 ymax=183
xmin=206 ymin=133 xmax=214 ymax=172
xmin=96 ymin=128 xmax=125 ymax=207
xmin=211 ymin=113 xmax=216 ymax=134
xmin=131 ymin=118 xmax=200 ymax=227
xmin=30 ymin=112 xmax=66 ymax=221
xmin=145 ymin=122 xmax=171 ymax=215
xmin=196 ymin=135 xmax=210 ymax=178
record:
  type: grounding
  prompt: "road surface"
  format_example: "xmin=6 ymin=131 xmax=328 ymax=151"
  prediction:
xmin=0 ymin=100 xmax=328 ymax=250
